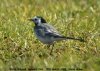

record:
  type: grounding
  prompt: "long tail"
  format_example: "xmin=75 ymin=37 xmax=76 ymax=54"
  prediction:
xmin=58 ymin=36 xmax=85 ymax=42
xmin=54 ymin=35 xmax=85 ymax=42
xmin=65 ymin=37 xmax=85 ymax=42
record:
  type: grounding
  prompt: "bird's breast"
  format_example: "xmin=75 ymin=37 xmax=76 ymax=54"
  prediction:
xmin=34 ymin=28 xmax=54 ymax=44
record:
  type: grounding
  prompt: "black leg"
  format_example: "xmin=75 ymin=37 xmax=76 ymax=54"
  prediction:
xmin=47 ymin=45 xmax=50 ymax=48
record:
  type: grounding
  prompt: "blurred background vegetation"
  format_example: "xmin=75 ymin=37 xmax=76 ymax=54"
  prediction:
xmin=0 ymin=0 xmax=100 ymax=71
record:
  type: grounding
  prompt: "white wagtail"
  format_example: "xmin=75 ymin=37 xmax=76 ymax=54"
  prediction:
xmin=29 ymin=16 xmax=85 ymax=54
xmin=29 ymin=16 xmax=84 ymax=46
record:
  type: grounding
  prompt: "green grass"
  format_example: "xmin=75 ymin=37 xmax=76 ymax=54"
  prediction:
xmin=0 ymin=0 xmax=100 ymax=71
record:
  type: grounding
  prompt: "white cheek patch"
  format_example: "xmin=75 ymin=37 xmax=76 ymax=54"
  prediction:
xmin=37 ymin=19 xmax=41 ymax=26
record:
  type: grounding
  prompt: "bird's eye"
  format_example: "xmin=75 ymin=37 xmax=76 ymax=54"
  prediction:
xmin=34 ymin=18 xmax=37 ymax=21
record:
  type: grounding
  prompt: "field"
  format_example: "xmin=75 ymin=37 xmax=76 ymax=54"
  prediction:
xmin=0 ymin=0 xmax=100 ymax=71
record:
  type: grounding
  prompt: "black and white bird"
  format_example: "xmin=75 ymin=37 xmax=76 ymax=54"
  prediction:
xmin=29 ymin=16 xmax=84 ymax=45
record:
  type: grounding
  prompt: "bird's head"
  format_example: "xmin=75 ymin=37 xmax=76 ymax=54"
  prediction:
xmin=29 ymin=16 xmax=46 ymax=26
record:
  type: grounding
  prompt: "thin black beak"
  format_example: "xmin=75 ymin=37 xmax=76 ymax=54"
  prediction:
xmin=28 ymin=19 xmax=33 ymax=21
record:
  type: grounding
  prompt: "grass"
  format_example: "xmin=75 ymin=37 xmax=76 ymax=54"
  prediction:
xmin=0 ymin=0 xmax=100 ymax=71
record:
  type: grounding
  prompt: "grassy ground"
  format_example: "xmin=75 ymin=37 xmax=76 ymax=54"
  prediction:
xmin=0 ymin=0 xmax=100 ymax=71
